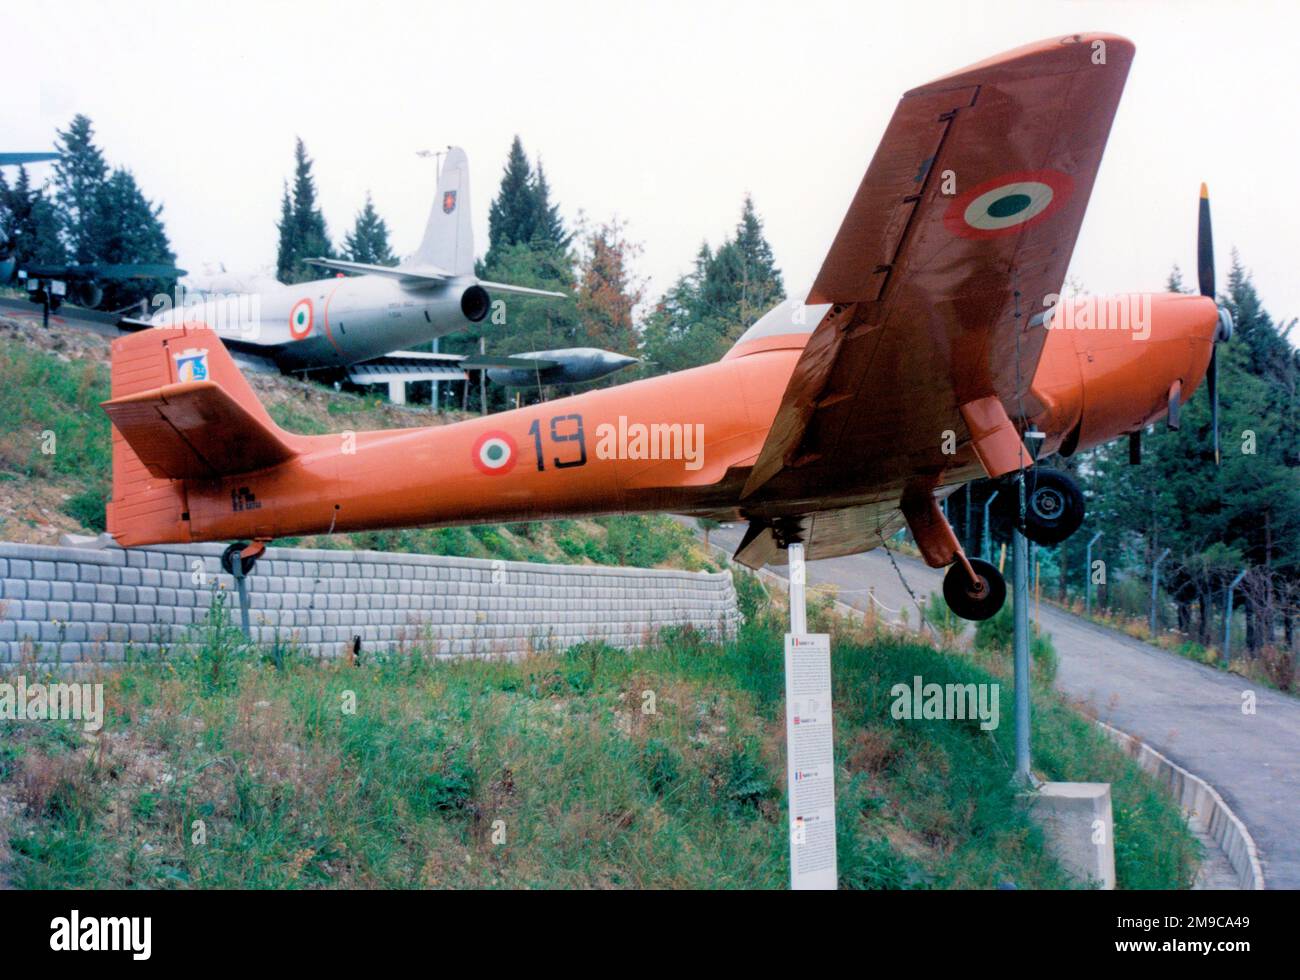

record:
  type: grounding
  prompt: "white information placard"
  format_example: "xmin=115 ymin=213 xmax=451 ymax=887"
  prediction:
xmin=784 ymin=632 xmax=837 ymax=890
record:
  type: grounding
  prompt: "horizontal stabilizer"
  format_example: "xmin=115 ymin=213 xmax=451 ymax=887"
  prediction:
xmin=102 ymin=380 xmax=298 ymax=480
xmin=477 ymin=279 xmax=568 ymax=299
xmin=306 ymin=257 xmax=452 ymax=283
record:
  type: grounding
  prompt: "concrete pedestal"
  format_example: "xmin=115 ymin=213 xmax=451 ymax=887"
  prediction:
xmin=1030 ymin=782 xmax=1116 ymax=889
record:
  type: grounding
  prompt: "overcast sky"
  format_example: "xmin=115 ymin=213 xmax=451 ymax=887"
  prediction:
xmin=6 ymin=0 xmax=1298 ymax=328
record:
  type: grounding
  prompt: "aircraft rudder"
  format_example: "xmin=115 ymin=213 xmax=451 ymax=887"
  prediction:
xmin=412 ymin=145 xmax=474 ymax=276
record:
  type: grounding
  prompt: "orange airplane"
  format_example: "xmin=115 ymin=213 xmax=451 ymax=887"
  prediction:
xmin=101 ymin=33 xmax=1231 ymax=620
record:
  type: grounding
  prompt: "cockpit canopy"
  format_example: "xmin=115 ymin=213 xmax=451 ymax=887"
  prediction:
xmin=728 ymin=295 xmax=831 ymax=354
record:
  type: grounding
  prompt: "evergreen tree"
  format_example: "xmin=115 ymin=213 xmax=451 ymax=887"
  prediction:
xmin=275 ymin=138 xmax=332 ymax=283
xmin=1224 ymin=251 xmax=1294 ymax=383
xmin=90 ymin=168 xmax=177 ymax=309
xmin=482 ymin=137 xmax=571 ymax=272
xmin=42 ymin=115 xmax=176 ymax=309
xmin=641 ymin=243 xmax=732 ymax=374
xmin=484 ymin=136 xmax=536 ymax=268
xmin=0 ymin=165 xmax=67 ymax=266
xmin=52 ymin=114 xmax=109 ymax=262
xmin=274 ymin=182 xmax=294 ymax=283
xmin=1166 ymin=264 xmax=1186 ymax=294
xmin=641 ymin=196 xmax=786 ymax=374
xmin=1075 ymin=258 xmax=1299 ymax=651
xmin=529 ymin=161 xmax=570 ymax=251
xmin=727 ymin=193 xmax=785 ymax=325
xmin=343 ymin=192 xmax=396 ymax=266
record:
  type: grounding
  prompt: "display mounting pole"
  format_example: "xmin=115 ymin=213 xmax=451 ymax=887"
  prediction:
xmin=1012 ymin=525 xmax=1031 ymax=784
xmin=782 ymin=537 xmax=835 ymax=889
xmin=1011 ymin=431 xmax=1045 ymax=786
xmin=789 ymin=541 xmax=807 ymax=635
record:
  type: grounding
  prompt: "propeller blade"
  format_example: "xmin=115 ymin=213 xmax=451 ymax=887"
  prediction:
xmin=1197 ymin=183 xmax=1215 ymax=299
xmin=1207 ymin=347 xmax=1220 ymax=465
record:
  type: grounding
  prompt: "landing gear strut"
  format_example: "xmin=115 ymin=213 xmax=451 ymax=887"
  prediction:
xmin=221 ymin=540 xmax=267 ymax=639
xmin=943 ymin=556 xmax=1006 ymax=621
xmin=900 ymin=490 xmax=1007 ymax=621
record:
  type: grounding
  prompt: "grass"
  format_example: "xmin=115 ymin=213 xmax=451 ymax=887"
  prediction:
xmin=0 ymin=594 xmax=1200 ymax=890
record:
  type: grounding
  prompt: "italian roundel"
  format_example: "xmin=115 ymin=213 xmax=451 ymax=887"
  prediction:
xmin=943 ymin=169 xmax=1073 ymax=240
xmin=472 ymin=430 xmax=518 ymax=475
xmin=289 ymin=298 xmax=313 ymax=340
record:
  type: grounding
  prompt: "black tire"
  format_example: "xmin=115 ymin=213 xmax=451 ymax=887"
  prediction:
xmin=1020 ymin=468 xmax=1084 ymax=546
xmin=992 ymin=469 xmax=1085 ymax=547
xmin=943 ymin=557 xmax=1007 ymax=622
xmin=221 ymin=542 xmax=257 ymax=577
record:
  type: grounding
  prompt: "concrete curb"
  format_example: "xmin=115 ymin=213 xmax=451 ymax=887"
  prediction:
xmin=1097 ymin=720 xmax=1265 ymax=890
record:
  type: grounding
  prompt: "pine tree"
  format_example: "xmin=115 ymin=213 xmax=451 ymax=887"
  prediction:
xmin=275 ymin=182 xmax=295 ymax=282
xmin=1 ymin=165 xmax=66 ymax=266
xmin=90 ymin=168 xmax=177 ymax=309
xmin=529 ymin=161 xmax=570 ymax=251
xmin=1077 ymin=257 xmax=1300 ymax=651
xmin=1224 ymin=251 xmax=1292 ymax=382
xmin=52 ymin=114 xmax=109 ymax=262
xmin=641 ymin=196 xmax=786 ymax=374
xmin=343 ymin=192 xmax=396 ymax=266
xmin=1166 ymin=264 xmax=1186 ymax=294
xmin=485 ymin=136 xmax=536 ymax=269
xmin=275 ymin=138 xmax=332 ymax=284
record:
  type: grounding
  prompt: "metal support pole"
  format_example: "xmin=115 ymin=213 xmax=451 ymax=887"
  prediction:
xmin=1085 ymin=531 xmax=1103 ymax=618
xmin=982 ymin=490 xmax=999 ymax=563
xmin=1150 ymin=547 xmax=1171 ymax=638
xmin=1012 ymin=526 xmax=1031 ymax=784
xmin=479 ymin=336 xmax=488 ymax=415
xmin=1222 ymin=568 xmax=1248 ymax=668
xmin=788 ymin=542 xmax=807 ymax=636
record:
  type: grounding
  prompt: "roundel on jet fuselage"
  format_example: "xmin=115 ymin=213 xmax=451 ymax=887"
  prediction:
xmin=289 ymin=297 xmax=313 ymax=340
xmin=943 ymin=169 xmax=1073 ymax=240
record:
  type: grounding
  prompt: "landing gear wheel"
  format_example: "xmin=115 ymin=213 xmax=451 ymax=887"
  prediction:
xmin=943 ymin=557 xmax=1006 ymax=622
xmin=221 ymin=542 xmax=257 ymax=577
xmin=1019 ymin=468 xmax=1084 ymax=546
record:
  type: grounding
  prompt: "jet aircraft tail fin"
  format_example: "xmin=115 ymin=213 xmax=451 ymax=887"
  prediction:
xmin=410 ymin=146 xmax=474 ymax=277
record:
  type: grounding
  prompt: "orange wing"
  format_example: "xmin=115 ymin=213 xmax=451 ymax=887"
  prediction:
xmin=743 ymin=34 xmax=1134 ymax=505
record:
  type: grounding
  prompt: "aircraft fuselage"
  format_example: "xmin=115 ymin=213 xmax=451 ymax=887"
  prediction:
xmin=150 ymin=273 xmax=488 ymax=371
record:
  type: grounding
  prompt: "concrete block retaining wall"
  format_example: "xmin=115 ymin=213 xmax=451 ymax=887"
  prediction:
xmin=0 ymin=540 xmax=741 ymax=665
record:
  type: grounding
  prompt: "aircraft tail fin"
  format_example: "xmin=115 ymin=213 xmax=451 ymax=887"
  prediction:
xmin=410 ymin=146 xmax=473 ymax=276
xmin=102 ymin=326 xmax=301 ymax=545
